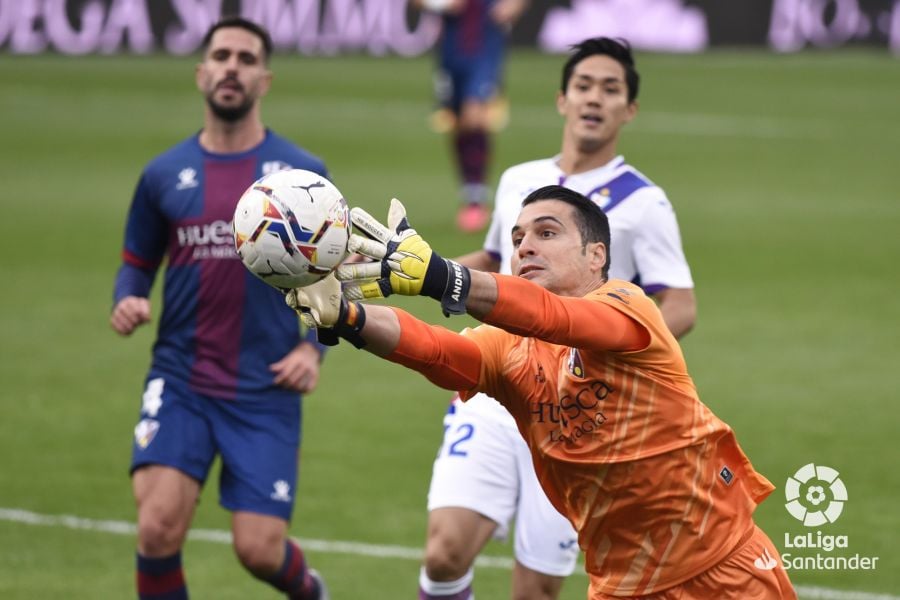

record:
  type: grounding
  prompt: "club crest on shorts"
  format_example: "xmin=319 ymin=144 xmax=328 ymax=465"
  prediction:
xmin=270 ymin=480 xmax=292 ymax=502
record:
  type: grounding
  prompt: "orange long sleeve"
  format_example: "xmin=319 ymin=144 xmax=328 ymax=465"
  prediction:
xmin=484 ymin=274 xmax=649 ymax=352
xmin=386 ymin=308 xmax=482 ymax=391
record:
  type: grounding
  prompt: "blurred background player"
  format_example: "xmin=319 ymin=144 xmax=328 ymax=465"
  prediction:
xmin=419 ymin=38 xmax=697 ymax=600
xmin=109 ymin=17 xmax=328 ymax=600
xmin=415 ymin=0 xmax=530 ymax=232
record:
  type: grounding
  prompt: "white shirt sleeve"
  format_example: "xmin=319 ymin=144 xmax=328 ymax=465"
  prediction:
xmin=630 ymin=188 xmax=694 ymax=291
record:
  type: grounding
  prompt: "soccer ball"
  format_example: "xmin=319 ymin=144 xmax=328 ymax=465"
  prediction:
xmin=233 ymin=169 xmax=351 ymax=290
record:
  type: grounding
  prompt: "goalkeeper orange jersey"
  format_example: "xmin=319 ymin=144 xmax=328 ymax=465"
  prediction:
xmin=460 ymin=278 xmax=776 ymax=597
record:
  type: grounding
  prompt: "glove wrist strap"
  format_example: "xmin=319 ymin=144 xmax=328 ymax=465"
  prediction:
xmin=422 ymin=254 xmax=471 ymax=316
xmin=316 ymin=299 xmax=367 ymax=348
xmin=337 ymin=300 xmax=368 ymax=348
xmin=440 ymin=259 xmax=471 ymax=316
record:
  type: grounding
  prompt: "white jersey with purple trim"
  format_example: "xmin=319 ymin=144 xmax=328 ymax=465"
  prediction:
xmin=485 ymin=155 xmax=694 ymax=290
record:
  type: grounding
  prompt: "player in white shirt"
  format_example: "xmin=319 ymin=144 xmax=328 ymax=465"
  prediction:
xmin=419 ymin=38 xmax=697 ymax=600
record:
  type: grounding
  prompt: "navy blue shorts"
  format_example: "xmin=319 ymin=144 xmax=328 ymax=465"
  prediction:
xmin=131 ymin=374 xmax=301 ymax=521
xmin=438 ymin=52 xmax=503 ymax=113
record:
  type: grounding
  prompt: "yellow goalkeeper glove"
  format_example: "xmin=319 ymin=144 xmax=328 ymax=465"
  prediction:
xmin=335 ymin=198 xmax=471 ymax=316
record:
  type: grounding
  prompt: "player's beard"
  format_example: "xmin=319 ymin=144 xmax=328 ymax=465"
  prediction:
xmin=206 ymin=94 xmax=254 ymax=123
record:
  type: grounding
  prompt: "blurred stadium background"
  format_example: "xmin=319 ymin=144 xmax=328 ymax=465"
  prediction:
xmin=1 ymin=1 xmax=899 ymax=598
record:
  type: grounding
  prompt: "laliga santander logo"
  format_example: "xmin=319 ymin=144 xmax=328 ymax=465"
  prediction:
xmin=781 ymin=465 xmax=879 ymax=572
xmin=785 ymin=463 xmax=847 ymax=527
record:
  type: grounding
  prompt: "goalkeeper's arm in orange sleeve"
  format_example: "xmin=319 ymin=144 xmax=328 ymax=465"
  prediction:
xmin=287 ymin=267 xmax=644 ymax=382
xmin=356 ymin=304 xmax=482 ymax=392
xmin=285 ymin=275 xmax=481 ymax=390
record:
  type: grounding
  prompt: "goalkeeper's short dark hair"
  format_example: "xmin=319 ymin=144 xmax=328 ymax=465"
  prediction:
xmin=521 ymin=185 xmax=611 ymax=279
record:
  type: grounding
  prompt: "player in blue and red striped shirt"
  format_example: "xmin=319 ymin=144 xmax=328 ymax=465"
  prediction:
xmin=416 ymin=0 xmax=530 ymax=232
xmin=110 ymin=17 xmax=328 ymax=600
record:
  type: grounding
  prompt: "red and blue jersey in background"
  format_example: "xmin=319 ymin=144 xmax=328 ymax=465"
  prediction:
xmin=114 ymin=130 xmax=327 ymax=403
xmin=440 ymin=0 xmax=506 ymax=59
xmin=437 ymin=0 xmax=506 ymax=109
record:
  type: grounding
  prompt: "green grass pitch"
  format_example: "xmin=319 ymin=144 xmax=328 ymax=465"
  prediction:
xmin=0 ymin=49 xmax=898 ymax=598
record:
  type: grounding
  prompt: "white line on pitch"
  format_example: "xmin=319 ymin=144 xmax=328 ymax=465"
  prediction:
xmin=1 ymin=507 xmax=895 ymax=600
xmin=0 ymin=507 xmax=513 ymax=569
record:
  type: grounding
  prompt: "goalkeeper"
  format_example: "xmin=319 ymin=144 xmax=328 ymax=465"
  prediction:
xmin=292 ymin=185 xmax=796 ymax=599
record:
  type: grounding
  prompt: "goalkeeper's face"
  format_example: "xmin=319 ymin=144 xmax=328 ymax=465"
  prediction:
xmin=196 ymin=27 xmax=272 ymax=123
xmin=510 ymin=200 xmax=608 ymax=298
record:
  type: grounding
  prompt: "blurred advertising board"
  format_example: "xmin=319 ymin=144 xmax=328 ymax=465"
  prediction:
xmin=1 ymin=0 xmax=898 ymax=54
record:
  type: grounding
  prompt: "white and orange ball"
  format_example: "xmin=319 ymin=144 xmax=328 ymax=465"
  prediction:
xmin=233 ymin=169 xmax=350 ymax=290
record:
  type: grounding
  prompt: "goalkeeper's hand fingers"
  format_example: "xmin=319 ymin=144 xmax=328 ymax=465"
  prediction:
xmin=285 ymin=289 xmax=317 ymax=329
xmin=334 ymin=260 xmax=382 ymax=282
xmin=347 ymin=233 xmax=388 ymax=260
xmin=337 ymin=198 xmax=469 ymax=314
xmin=284 ymin=273 xmax=343 ymax=328
xmin=351 ymin=198 xmax=409 ymax=241
xmin=350 ymin=205 xmax=392 ymax=241
xmin=334 ymin=259 xmax=393 ymax=301
xmin=338 ymin=198 xmax=417 ymax=299
xmin=347 ymin=198 xmax=412 ymax=260
xmin=386 ymin=198 xmax=410 ymax=232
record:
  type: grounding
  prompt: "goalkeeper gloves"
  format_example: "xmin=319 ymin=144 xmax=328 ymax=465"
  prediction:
xmin=335 ymin=198 xmax=471 ymax=317
xmin=285 ymin=274 xmax=367 ymax=348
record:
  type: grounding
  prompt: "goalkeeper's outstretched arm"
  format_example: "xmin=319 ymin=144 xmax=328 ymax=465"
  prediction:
xmin=285 ymin=272 xmax=490 ymax=391
xmin=288 ymin=195 xmax=645 ymax=364
xmin=289 ymin=267 xmax=643 ymax=393
xmin=345 ymin=302 xmax=484 ymax=392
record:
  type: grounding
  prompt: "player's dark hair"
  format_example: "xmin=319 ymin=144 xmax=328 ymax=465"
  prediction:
xmin=561 ymin=37 xmax=639 ymax=103
xmin=522 ymin=185 xmax=611 ymax=279
xmin=201 ymin=16 xmax=273 ymax=63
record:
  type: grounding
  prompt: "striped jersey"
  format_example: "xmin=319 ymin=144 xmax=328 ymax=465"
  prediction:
xmin=113 ymin=130 xmax=327 ymax=402
xmin=439 ymin=0 xmax=507 ymax=59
